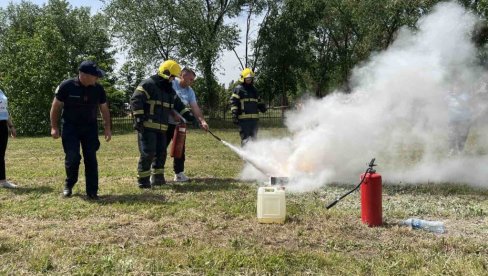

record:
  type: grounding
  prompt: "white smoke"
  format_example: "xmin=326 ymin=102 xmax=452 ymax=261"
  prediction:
xmin=238 ymin=2 xmax=488 ymax=192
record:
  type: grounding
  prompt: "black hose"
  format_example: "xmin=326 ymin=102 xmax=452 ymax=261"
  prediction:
xmin=326 ymin=158 xmax=376 ymax=209
xmin=207 ymin=129 xmax=222 ymax=141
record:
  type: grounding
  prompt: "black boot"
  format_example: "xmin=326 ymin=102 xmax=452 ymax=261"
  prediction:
xmin=150 ymin=174 xmax=166 ymax=186
xmin=138 ymin=176 xmax=151 ymax=189
xmin=87 ymin=194 xmax=99 ymax=200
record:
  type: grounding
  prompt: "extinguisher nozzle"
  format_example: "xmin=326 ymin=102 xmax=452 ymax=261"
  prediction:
xmin=326 ymin=199 xmax=340 ymax=209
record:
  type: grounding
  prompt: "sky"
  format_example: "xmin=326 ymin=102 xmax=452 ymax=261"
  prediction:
xmin=233 ymin=1 xmax=488 ymax=192
xmin=0 ymin=0 xmax=254 ymax=85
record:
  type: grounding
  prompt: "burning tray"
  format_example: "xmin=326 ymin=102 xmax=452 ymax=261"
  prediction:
xmin=270 ymin=176 xmax=289 ymax=186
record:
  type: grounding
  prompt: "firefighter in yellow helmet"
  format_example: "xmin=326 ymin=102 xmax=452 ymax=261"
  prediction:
xmin=130 ymin=60 xmax=195 ymax=188
xmin=229 ymin=68 xmax=267 ymax=146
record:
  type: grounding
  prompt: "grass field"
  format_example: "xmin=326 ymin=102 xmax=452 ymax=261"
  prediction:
xmin=0 ymin=128 xmax=487 ymax=274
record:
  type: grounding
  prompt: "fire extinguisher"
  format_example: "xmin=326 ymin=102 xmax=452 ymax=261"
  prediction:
xmin=170 ymin=123 xmax=186 ymax=158
xmin=360 ymin=168 xmax=382 ymax=227
xmin=326 ymin=158 xmax=382 ymax=227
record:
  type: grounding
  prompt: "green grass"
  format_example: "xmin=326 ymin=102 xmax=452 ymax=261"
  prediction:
xmin=0 ymin=128 xmax=487 ymax=274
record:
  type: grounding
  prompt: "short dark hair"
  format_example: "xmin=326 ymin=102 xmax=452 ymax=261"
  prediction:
xmin=181 ymin=67 xmax=196 ymax=77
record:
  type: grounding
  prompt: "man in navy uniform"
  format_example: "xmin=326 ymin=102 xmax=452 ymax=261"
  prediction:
xmin=50 ymin=60 xmax=112 ymax=200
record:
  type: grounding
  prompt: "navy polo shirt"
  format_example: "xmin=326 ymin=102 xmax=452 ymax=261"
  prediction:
xmin=55 ymin=77 xmax=107 ymax=125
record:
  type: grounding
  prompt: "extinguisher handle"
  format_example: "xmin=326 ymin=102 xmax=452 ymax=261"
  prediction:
xmin=174 ymin=111 xmax=187 ymax=124
xmin=368 ymin=158 xmax=376 ymax=170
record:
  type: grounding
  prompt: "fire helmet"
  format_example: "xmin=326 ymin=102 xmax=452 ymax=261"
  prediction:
xmin=239 ymin=68 xmax=255 ymax=83
xmin=158 ymin=60 xmax=181 ymax=79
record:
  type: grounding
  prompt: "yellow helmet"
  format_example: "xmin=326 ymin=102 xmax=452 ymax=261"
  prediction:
xmin=158 ymin=60 xmax=181 ymax=79
xmin=239 ymin=68 xmax=255 ymax=83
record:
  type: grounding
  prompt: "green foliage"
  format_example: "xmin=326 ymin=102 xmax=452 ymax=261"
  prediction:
xmin=105 ymin=0 xmax=245 ymax=111
xmin=116 ymin=60 xmax=147 ymax=102
xmin=253 ymin=0 xmax=308 ymax=106
xmin=0 ymin=0 xmax=115 ymax=135
xmin=3 ymin=0 xmax=488 ymax=135
xmin=255 ymin=0 xmax=488 ymax=105
xmin=104 ymin=82 xmax=127 ymax=117
xmin=192 ymin=76 xmax=230 ymax=118
xmin=104 ymin=0 xmax=179 ymax=64
xmin=174 ymin=0 xmax=242 ymax=112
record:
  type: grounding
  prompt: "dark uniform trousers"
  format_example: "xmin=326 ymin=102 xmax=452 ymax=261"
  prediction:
xmin=137 ymin=130 xmax=167 ymax=185
xmin=0 ymin=120 xmax=9 ymax=180
xmin=239 ymin=119 xmax=258 ymax=146
xmin=62 ymin=122 xmax=100 ymax=195
xmin=166 ymin=124 xmax=185 ymax=174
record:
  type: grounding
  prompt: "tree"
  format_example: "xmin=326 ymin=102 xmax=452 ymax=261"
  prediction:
xmin=255 ymin=0 xmax=445 ymax=104
xmin=229 ymin=0 xmax=273 ymax=70
xmin=0 ymin=0 xmax=114 ymax=134
xmin=105 ymin=0 xmax=244 ymax=114
xmin=253 ymin=0 xmax=313 ymax=106
xmin=104 ymin=0 xmax=179 ymax=64
xmin=304 ymin=0 xmax=443 ymax=95
xmin=176 ymin=0 xmax=245 ymax=114
xmin=116 ymin=59 xmax=147 ymax=104
xmin=458 ymin=0 xmax=488 ymax=67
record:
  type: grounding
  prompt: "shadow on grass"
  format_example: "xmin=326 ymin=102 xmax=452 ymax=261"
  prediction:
xmin=8 ymin=185 xmax=54 ymax=195
xmin=169 ymin=178 xmax=245 ymax=193
xmin=78 ymin=193 xmax=170 ymax=205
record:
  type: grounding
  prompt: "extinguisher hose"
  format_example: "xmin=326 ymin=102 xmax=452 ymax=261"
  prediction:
xmin=326 ymin=158 xmax=376 ymax=209
xmin=207 ymin=129 xmax=222 ymax=142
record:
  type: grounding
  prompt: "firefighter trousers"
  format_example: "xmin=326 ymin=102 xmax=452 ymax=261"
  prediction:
xmin=238 ymin=119 xmax=258 ymax=146
xmin=62 ymin=122 xmax=100 ymax=196
xmin=137 ymin=130 xmax=167 ymax=185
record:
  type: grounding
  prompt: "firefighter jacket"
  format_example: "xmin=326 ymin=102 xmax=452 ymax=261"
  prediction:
xmin=230 ymin=83 xmax=267 ymax=120
xmin=130 ymin=75 xmax=193 ymax=132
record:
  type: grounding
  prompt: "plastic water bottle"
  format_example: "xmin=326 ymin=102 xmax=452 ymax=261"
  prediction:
xmin=403 ymin=218 xmax=445 ymax=234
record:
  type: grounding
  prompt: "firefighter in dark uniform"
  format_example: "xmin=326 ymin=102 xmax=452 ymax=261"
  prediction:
xmin=50 ymin=60 xmax=112 ymax=200
xmin=130 ymin=60 xmax=194 ymax=188
xmin=230 ymin=68 xmax=267 ymax=146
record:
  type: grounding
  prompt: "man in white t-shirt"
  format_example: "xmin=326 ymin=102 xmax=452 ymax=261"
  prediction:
xmin=0 ymin=89 xmax=17 ymax=188
xmin=167 ymin=68 xmax=209 ymax=182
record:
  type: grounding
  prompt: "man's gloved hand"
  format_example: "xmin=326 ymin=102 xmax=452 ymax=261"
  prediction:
xmin=232 ymin=113 xmax=239 ymax=125
xmin=133 ymin=116 xmax=145 ymax=133
xmin=258 ymin=103 xmax=267 ymax=113
xmin=133 ymin=121 xmax=144 ymax=133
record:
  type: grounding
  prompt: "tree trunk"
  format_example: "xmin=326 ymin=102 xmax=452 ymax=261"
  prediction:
xmin=202 ymin=59 xmax=216 ymax=116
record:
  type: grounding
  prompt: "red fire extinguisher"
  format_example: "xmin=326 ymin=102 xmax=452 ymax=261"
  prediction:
xmin=170 ymin=123 xmax=186 ymax=158
xmin=326 ymin=158 xmax=382 ymax=227
xmin=360 ymin=170 xmax=382 ymax=227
